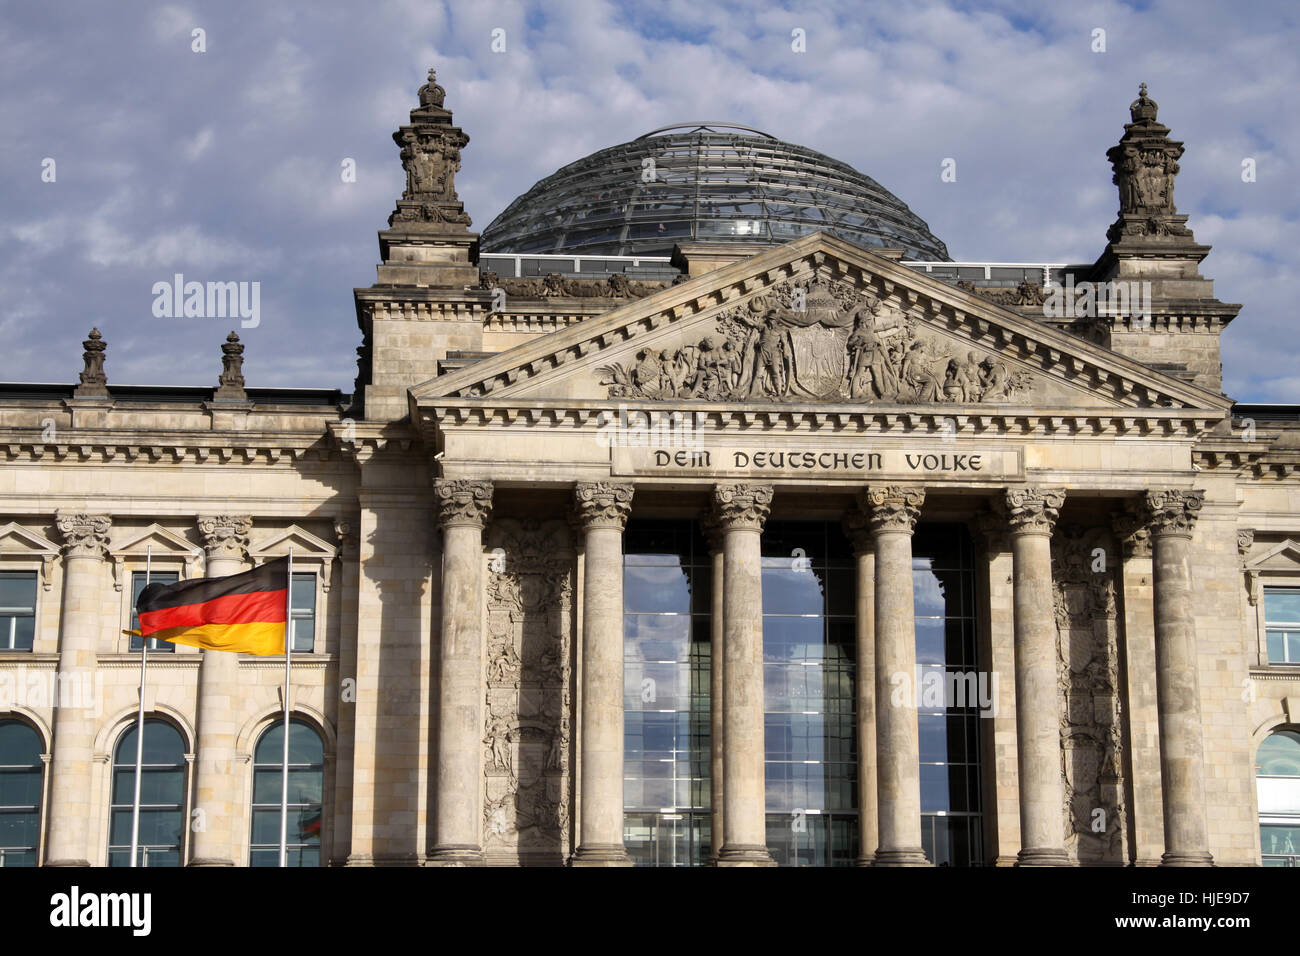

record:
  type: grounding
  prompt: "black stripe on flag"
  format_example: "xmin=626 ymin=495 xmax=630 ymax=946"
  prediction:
xmin=137 ymin=555 xmax=289 ymax=613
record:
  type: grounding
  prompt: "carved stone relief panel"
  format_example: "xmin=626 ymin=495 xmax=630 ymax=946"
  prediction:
xmin=1051 ymin=525 xmax=1130 ymax=864
xmin=482 ymin=518 xmax=575 ymax=865
xmin=597 ymin=273 xmax=1036 ymax=404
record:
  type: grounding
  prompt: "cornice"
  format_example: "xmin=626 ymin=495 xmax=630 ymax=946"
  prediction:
xmin=419 ymin=399 xmax=1223 ymax=441
xmin=0 ymin=434 xmax=340 ymax=466
xmin=1193 ymin=439 xmax=1300 ymax=481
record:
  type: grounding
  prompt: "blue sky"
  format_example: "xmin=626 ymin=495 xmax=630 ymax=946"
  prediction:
xmin=1 ymin=0 xmax=1296 ymax=400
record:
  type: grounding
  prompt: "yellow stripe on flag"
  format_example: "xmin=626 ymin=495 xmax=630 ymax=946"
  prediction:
xmin=152 ymin=622 xmax=287 ymax=656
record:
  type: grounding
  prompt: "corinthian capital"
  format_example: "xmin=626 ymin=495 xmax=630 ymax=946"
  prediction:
xmin=1143 ymin=489 xmax=1203 ymax=538
xmin=55 ymin=513 xmax=111 ymax=559
xmin=841 ymin=510 xmax=873 ymax=555
xmin=573 ymin=481 xmax=635 ymax=531
xmin=861 ymin=485 xmax=925 ymax=534
xmin=1003 ymin=487 xmax=1065 ymax=535
xmin=1110 ymin=507 xmax=1152 ymax=558
xmin=198 ymin=515 xmax=252 ymax=561
xmin=435 ymin=479 xmax=494 ymax=529
xmin=712 ymin=483 xmax=773 ymax=532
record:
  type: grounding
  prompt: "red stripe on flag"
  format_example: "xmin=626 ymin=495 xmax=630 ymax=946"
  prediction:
xmin=139 ymin=587 xmax=287 ymax=634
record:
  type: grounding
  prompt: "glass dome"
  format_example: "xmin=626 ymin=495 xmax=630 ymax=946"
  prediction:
xmin=479 ymin=123 xmax=950 ymax=261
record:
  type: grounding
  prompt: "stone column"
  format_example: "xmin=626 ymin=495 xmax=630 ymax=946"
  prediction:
xmin=1143 ymin=489 xmax=1213 ymax=867
xmin=701 ymin=513 xmax=726 ymax=863
xmin=570 ymin=482 xmax=634 ymax=865
xmin=1003 ymin=487 xmax=1070 ymax=866
xmin=190 ymin=514 xmax=252 ymax=867
xmin=428 ymin=479 xmax=493 ymax=865
xmin=863 ymin=486 xmax=929 ymax=867
xmin=712 ymin=483 xmax=775 ymax=866
xmin=973 ymin=511 xmax=1021 ymax=865
xmin=842 ymin=510 xmax=877 ymax=866
xmin=45 ymin=513 xmax=111 ymax=866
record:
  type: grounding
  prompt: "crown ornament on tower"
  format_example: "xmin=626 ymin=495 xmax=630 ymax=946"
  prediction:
xmin=1105 ymin=83 xmax=1196 ymax=245
xmin=387 ymin=65 xmax=472 ymax=231
xmin=1129 ymin=82 xmax=1159 ymax=125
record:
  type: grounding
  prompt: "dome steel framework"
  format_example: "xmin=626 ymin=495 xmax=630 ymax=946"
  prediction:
xmin=479 ymin=123 xmax=950 ymax=261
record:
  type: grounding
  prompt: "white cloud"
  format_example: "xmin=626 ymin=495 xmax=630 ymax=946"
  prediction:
xmin=0 ymin=0 xmax=1296 ymax=396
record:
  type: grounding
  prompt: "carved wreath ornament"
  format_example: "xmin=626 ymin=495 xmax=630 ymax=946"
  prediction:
xmin=598 ymin=277 xmax=1034 ymax=404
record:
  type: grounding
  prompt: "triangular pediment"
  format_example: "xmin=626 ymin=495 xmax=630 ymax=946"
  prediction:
xmin=107 ymin=524 xmax=205 ymax=590
xmin=0 ymin=523 xmax=59 ymax=558
xmin=0 ymin=523 xmax=59 ymax=592
xmin=1247 ymin=539 xmax=1300 ymax=572
xmin=110 ymin=524 xmax=203 ymax=560
xmin=412 ymin=233 xmax=1228 ymax=421
xmin=251 ymin=526 xmax=338 ymax=591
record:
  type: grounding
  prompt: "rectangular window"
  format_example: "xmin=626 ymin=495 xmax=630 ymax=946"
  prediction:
xmin=1264 ymin=588 xmax=1300 ymax=665
xmin=129 ymin=571 xmax=179 ymax=653
xmin=290 ymin=573 xmax=316 ymax=653
xmin=0 ymin=572 xmax=37 ymax=651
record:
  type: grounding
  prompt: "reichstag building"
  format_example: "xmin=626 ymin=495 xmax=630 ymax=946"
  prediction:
xmin=1 ymin=70 xmax=1297 ymax=867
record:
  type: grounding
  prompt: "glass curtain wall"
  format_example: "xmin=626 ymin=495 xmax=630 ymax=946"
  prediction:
xmin=913 ymin=524 xmax=983 ymax=866
xmin=760 ymin=522 xmax=858 ymax=866
xmin=623 ymin=520 xmax=712 ymax=866
xmin=621 ymin=518 xmax=982 ymax=867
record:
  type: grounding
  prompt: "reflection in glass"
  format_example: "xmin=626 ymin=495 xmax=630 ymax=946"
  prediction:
xmin=0 ymin=721 xmax=42 ymax=866
xmin=480 ymin=126 xmax=951 ymax=261
xmin=249 ymin=719 xmax=324 ymax=867
xmin=913 ymin=524 xmax=983 ymax=866
xmin=623 ymin=520 xmax=711 ymax=866
xmin=1258 ymin=728 xmax=1300 ymax=865
xmin=129 ymin=571 xmax=178 ymax=652
xmin=762 ymin=522 xmax=858 ymax=866
xmin=1265 ymin=588 xmax=1300 ymax=664
xmin=107 ymin=719 xmax=185 ymax=867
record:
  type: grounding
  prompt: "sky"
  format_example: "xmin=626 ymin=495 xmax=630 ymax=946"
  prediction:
xmin=1 ymin=0 xmax=1296 ymax=401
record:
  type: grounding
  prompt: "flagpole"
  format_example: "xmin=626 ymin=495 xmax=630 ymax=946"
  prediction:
xmin=279 ymin=548 xmax=293 ymax=867
xmin=129 ymin=544 xmax=152 ymax=868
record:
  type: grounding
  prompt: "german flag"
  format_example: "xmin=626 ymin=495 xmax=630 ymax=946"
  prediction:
xmin=132 ymin=556 xmax=289 ymax=656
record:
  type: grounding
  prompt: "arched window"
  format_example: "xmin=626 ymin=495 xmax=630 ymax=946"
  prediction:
xmin=108 ymin=719 xmax=186 ymax=866
xmin=250 ymin=718 xmax=323 ymax=867
xmin=0 ymin=720 xmax=44 ymax=866
xmin=1257 ymin=728 xmax=1300 ymax=866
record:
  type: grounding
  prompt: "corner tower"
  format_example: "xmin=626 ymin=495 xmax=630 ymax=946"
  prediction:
xmin=353 ymin=68 xmax=491 ymax=421
xmin=1088 ymin=84 xmax=1241 ymax=394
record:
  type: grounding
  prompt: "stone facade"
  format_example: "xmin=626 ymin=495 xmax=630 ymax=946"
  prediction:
xmin=0 ymin=73 xmax=1296 ymax=868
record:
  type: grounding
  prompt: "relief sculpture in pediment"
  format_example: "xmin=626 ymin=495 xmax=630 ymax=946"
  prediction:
xmin=598 ymin=276 xmax=1034 ymax=403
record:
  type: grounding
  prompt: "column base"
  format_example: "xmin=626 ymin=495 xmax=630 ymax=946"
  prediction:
xmin=1016 ymin=847 xmax=1073 ymax=867
xmin=571 ymin=843 xmax=632 ymax=866
xmin=716 ymin=844 xmax=777 ymax=867
xmin=1160 ymin=850 xmax=1214 ymax=867
xmin=188 ymin=857 xmax=236 ymax=867
xmin=872 ymin=847 xmax=930 ymax=867
xmin=43 ymin=858 xmax=91 ymax=867
xmin=853 ymin=855 xmax=875 ymax=867
xmin=993 ymin=855 xmax=1019 ymax=867
xmin=426 ymin=845 xmax=485 ymax=866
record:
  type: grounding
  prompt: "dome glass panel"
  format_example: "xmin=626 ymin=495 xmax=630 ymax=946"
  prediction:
xmin=480 ymin=124 xmax=950 ymax=261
